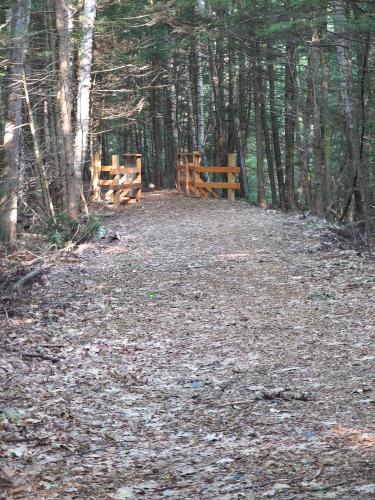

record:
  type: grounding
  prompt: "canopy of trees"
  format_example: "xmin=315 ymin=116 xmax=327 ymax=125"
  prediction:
xmin=0 ymin=0 xmax=374 ymax=245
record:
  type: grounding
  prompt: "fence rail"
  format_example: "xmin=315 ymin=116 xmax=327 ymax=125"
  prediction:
xmin=92 ymin=153 xmax=142 ymax=208
xmin=176 ymin=151 xmax=240 ymax=200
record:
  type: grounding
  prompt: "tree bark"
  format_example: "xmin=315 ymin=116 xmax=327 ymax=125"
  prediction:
xmin=296 ymin=72 xmax=313 ymax=211
xmin=284 ymin=40 xmax=297 ymax=210
xmin=252 ymin=48 xmax=267 ymax=208
xmin=55 ymin=0 xmax=79 ymax=218
xmin=333 ymin=0 xmax=370 ymax=243
xmin=166 ymin=53 xmax=178 ymax=185
xmin=44 ymin=0 xmax=67 ymax=210
xmin=0 ymin=0 xmax=31 ymax=243
xmin=308 ymin=28 xmax=325 ymax=216
xmin=237 ymin=50 xmax=250 ymax=198
xmin=321 ymin=0 xmax=331 ymax=207
xmin=267 ymin=42 xmax=286 ymax=209
xmin=196 ymin=46 xmax=205 ymax=159
xmin=259 ymin=68 xmax=277 ymax=208
xmin=208 ymin=42 xmax=225 ymax=165
xmin=73 ymin=0 xmax=97 ymax=187
xmin=150 ymin=86 xmax=161 ymax=188
xmin=227 ymin=47 xmax=236 ymax=155
xmin=185 ymin=53 xmax=196 ymax=152
xmin=22 ymin=70 xmax=56 ymax=223
xmin=0 ymin=80 xmax=5 ymax=140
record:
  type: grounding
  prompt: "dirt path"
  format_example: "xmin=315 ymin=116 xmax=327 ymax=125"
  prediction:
xmin=1 ymin=192 xmax=375 ymax=499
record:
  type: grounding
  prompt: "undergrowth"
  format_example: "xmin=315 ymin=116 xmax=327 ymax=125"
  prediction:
xmin=46 ymin=212 xmax=102 ymax=249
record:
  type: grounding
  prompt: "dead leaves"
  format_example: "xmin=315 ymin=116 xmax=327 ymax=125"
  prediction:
xmin=1 ymin=193 xmax=374 ymax=498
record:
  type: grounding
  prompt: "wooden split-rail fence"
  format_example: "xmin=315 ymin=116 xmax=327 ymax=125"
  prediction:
xmin=176 ymin=152 xmax=240 ymax=200
xmin=91 ymin=153 xmax=142 ymax=208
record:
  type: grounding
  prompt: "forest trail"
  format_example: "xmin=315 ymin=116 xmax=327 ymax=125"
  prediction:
xmin=1 ymin=191 xmax=375 ymax=499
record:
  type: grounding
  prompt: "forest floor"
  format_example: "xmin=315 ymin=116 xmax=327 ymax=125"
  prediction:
xmin=1 ymin=191 xmax=375 ymax=499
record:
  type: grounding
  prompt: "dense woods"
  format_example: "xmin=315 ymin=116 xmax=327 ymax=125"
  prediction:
xmin=0 ymin=0 xmax=374 ymax=246
xmin=2 ymin=2 xmax=375 ymax=496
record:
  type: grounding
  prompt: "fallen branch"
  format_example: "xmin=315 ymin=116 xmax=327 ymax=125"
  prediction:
xmin=13 ymin=264 xmax=46 ymax=289
xmin=3 ymin=435 xmax=50 ymax=444
xmin=19 ymin=351 xmax=60 ymax=362
xmin=217 ymin=400 xmax=254 ymax=407
xmin=5 ymin=349 xmax=60 ymax=363
xmin=39 ymin=344 xmax=65 ymax=349
xmin=3 ymin=307 xmax=9 ymax=323
xmin=26 ymin=257 xmax=44 ymax=267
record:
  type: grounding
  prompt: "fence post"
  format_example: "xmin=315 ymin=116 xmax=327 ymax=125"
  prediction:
xmin=111 ymin=154 xmax=120 ymax=208
xmin=92 ymin=152 xmax=101 ymax=201
xmin=193 ymin=151 xmax=201 ymax=197
xmin=176 ymin=154 xmax=180 ymax=193
xmin=136 ymin=154 xmax=142 ymax=201
xmin=185 ymin=155 xmax=190 ymax=195
xmin=227 ymin=153 xmax=236 ymax=201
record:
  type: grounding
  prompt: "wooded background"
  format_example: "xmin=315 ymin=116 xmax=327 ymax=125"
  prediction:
xmin=0 ymin=0 xmax=374 ymax=245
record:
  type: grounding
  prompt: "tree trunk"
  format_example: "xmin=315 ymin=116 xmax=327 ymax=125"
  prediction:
xmin=150 ymin=86 xmax=161 ymax=188
xmin=73 ymin=0 xmax=97 ymax=187
xmin=297 ymin=74 xmax=313 ymax=211
xmin=227 ymin=47 xmax=236 ymax=155
xmin=0 ymin=0 xmax=31 ymax=243
xmin=333 ymin=0 xmax=370 ymax=243
xmin=55 ymin=0 xmax=79 ymax=218
xmin=44 ymin=0 xmax=67 ymax=210
xmin=208 ymin=42 xmax=225 ymax=165
xmin=22 ymin=70 xmax=56 ymax=223
xmin=166 ymin=54 xmax=178 ymax=185
xmin=227 ymin=47 xmax=248 ymax=199
xmin=216 ymin=34 xmax=226 ymax=165
xmin=354 ymin=7 xmax=371 ymax=217
xmin=252 ymin=48 xmax=267 ymax=208
xmin=196 ymin=46 xmax=205 ymax=159
xmin=321 ymin=0 xmax=331 ymax=208
xmin=185 ymin=53 xmax=196 ymax=152
xmin=238 ymin=50 xmax=250 ymax=198
xmin=267 ymin=42 xmax=286 ymax=209
xmin=0 ymin=80 xmax=5 ymax=140
xmin=308 ymin=28 xmax=325 ymax=216
xmin=295 ymin=108 xmax=313 ymax=211
xmin=284 ymin=40 xmax=297 ymax=210
xmin=259 ymin=68 xmax=277 ymax=208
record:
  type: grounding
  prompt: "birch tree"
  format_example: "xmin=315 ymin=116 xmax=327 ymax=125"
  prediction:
xmin=73 ymin=0 xmax=97 ymax=186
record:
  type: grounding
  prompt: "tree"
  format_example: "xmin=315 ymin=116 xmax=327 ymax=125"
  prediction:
xmin=73 ymin=0 xmax=97 ymax=190
xmin=0 ymin=0 xmax=31 ymax=243
xmin=333 ymin=0 xmax=370 ymax=242
xmin=1 ymin=0 xmax=374 ymax=245
xmin=55 ymin=0 xmax=80 ymax=219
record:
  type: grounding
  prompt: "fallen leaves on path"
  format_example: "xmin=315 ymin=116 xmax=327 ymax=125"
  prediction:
xmin=1 ymin=191 xmax=374 ymax=498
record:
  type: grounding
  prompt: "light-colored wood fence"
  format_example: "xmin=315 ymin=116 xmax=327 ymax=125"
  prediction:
xmin=92 ymin=153 xmax=142 ymax=208
xmin=176 ymin=151 xmax=240 ymax=200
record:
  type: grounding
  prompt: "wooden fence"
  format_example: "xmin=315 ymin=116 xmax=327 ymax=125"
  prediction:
xmin=92 ymin=153 xmax=142 ymax=208
xmin=176 ymin=152 xmax=240 ymax=200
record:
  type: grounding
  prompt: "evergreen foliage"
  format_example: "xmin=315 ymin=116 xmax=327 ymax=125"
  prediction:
xmin=0 ymin=0 xmax=374 ymax=245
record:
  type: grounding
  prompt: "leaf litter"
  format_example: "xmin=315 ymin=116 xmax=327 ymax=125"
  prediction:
xmin=1 ymin=191 xmax=375 ymax=498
